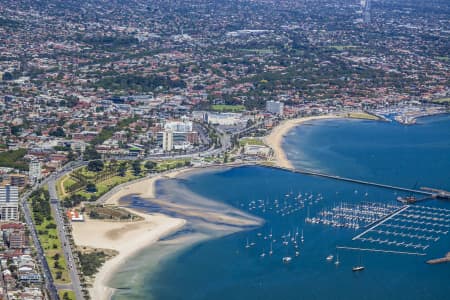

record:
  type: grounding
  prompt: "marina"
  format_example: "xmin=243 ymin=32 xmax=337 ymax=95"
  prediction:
xmin=239 ymin=183 xmax=449 ymax=264
xmin=307 ymin=201 xmax=402 ymax=229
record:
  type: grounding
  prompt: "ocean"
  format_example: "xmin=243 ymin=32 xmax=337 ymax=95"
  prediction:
xmin=111 ymin=114 xmax=450 ymax=300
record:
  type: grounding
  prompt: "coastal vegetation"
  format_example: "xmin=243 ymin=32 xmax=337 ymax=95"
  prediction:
xmin=29 ymin=188 xmax=71 ymax=284
xmin=77 ymin=249 xmax=109 ymax=277
xmin=84 ymin=204 xmax=141 ymax=221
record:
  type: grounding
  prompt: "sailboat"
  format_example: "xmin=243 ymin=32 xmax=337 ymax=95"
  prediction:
xmin=269 ymin=241 xmax=273 ymax=256
xmin=352 ymin=255 xmax=365 ymax=271
xmin=335 ymin=253 xmax=340 ymax=265
xmin=245 ymin=238 xmax=250 ymax=249
xmin=260 ymin=249 xmax=266 ymax=258
xmin=301 ymin=229 xmax=304 ymax=243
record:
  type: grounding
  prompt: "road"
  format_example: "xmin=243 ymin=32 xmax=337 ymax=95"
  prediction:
xmin=20 ymin=127 xmax=233 ymax=300
xmin=20 ymin=161 xmax=87 ymax=300
xmin=48 ymin=174 xmax=85 ymax=300
xmin=20 ymin=185 xmax=59 ymax=300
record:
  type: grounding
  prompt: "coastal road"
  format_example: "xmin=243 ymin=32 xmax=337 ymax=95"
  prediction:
xmin=20 ymin=188 xmax=59 ymax=300
xmin=48 ymin=177 xmax=84 ymax=300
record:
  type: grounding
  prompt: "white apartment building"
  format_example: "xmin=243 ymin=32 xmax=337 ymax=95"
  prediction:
xmin=29 ymin=160 xmax=42 ymax=181
xmin=266 ymin=100 xmax=284 ymax=115
xmin=0 ymin=185 xmax=19 ymax=221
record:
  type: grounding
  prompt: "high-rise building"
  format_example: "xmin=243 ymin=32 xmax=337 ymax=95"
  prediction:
xmin=162 ymin=130 xmax=174 ymax=151
xmin=0 ymin=185 xmax=19 ymax=221
xmin=266 ymin=100 xmax=284 ymax=115
xmin=164 ymin=120 xmax=193 ymax=132
xmin=29 ymin=159 xmax=42 ymax=181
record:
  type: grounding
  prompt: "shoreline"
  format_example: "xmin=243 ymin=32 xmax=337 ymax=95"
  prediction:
xmin=72 ymin=166 xmax=262 ymax=300
xmin=72 ymin=169 xmax=191 ymax=300
xmin=263 ymin=114 xmax=342 ymax=169
xmin=71 ymin=111 xmax=449 ymax=300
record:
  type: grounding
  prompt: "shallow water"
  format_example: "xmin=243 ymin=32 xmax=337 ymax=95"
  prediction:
xmin=111 ymin=115 xmax=450 ymax=300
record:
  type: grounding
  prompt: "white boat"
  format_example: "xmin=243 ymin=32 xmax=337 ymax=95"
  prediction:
xmin=352 ymin=255 xmax=365 ymax=271
xmin=335 ymin=254 xmax=340 ymax=265
xmin=326 ymin=254 xmax=334 ymax=261
xmin=352 ymin=266 xmax=365 ymax=272
xmin=282 ymin=256 xmax=292 ymax=263
xmin=245 ymin=238 xmax=250 ymax=249
xmin=301 ymin=229 xmax=304 ymax=243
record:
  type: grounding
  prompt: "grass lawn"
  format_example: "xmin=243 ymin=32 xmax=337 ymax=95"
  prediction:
xmin=33 ymin=212 xmax=71 ymax=284
xmin=432 ymin=97 xmax=450 ymax=104
xmin=56 ymin=175 xmax=76 ymax=198
xmin=240 ymin=48 xmax=274 ymax=55
xmin=211 ymin=104 xmax=245 ymax=112
xmin=76 ymin=169 xmax=140 ymax=199
xmin=436 ymin=56 xmax=449 ymax=62
xmin=155 ymin=159 xmax=190 ymax=172
xmin=345 ymin=112 xmax=380 ymax=121
xmin=58 ymin=290 xmax=76 ymax=300
xmin=328 ymin=45 xmax=358 ymax=51
xmin=239 ymin=138 xmax=265 ymax=146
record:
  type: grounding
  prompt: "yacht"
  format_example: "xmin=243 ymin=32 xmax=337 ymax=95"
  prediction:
xmin=352 ymin=255 xmax=364 ymax=271
xmin=335 ymin=254 xmax=340 ymax=265
xmin=282 ymin=256 xmax=292 ymax=263
xmin=326 ymin=254 xmax=334 ymax=261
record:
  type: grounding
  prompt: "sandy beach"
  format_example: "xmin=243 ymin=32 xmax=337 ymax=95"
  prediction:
xmin=264 ymin=115 xmax=340 ymax=168
xmin=72 ymin=169 xmax=190 ymax=300
xmin=72 ymin=166 xmax=261 ymax=300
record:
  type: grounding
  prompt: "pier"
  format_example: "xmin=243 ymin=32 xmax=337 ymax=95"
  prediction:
xmin=352 ymin=205 xmax=409 ymax=240
xmin=336 ymin=246 xmax=426 ymax=256
xmin=267 ymin=165 xmax=450 ymax=198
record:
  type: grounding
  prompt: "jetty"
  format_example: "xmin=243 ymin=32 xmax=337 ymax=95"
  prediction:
xmin=267 ymin=165 xmax=450 ymax=199
xmin=426 ymin=252 xmax=450 ymax=265
xmin=336 ymin=246 xmax=426 ymax=256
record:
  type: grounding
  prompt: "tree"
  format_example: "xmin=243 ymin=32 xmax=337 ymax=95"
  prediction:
xmin=86 ymin=182 xmax=97 ymax=193
xmin=2 ymin=72 xmax=13 ymax=81
xmin=132 ymin=160 xmax=142 ymax=176
xmin=87 ymin=160 xmax=104 ymax=172
xmin=144 ymin=161 xmax=156 ymax=170
xmin=83 ymin=147 xmax=100 ymax=160
xmin=118 ymin=162 xmax=127 ymax=177
xmin=67 ymin=150 xmax=77 ymax=161
xmin=49 ymin=127 xmax=66 ymax=137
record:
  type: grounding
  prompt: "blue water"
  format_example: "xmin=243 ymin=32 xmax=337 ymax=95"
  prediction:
xmin=112 ymin=115 xmax=450 ymax=300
